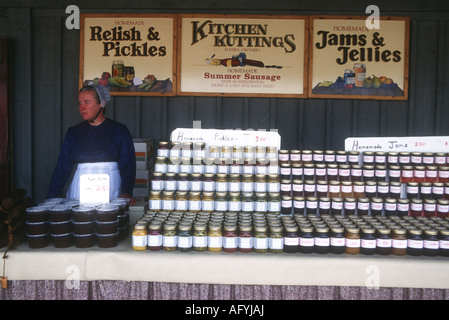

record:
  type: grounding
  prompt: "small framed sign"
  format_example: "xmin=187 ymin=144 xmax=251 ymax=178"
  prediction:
xmin=79 ymin=14 xmax=177 ymax=96
xmin=308 ymin=16 xmax=409 ymax=100
xmin=79 ymin=174 xmax=110 ymax=204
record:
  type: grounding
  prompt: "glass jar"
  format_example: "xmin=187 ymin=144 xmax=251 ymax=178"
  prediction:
xmin=291 ymin=163 xmax=303 ymax=181
xmin=357 ymin=197 xmax=370 ymax=216
xmin=387 ymin=152 xmax=399 ymax=166
xmin=363 ymin=152 xmax=374 ymax=166
xmin=438 ymin=166 xmax=449 ymax=183
xmin=328 ymin=181 xmax=341 ymax=198
xmin=360 ymin=227 xmax=376 ymax=255
xmin=318 ymin=197 xmax=331 ymax=216
xmin=147 ymin=221 xmax=163 ymax=251
xmin=306 ymin=197 xmax=318 ymax=216
xmin=148 ymin=191 xmax=162 ymax=211
xmin=188 ymin=191 xmax=202 ymax=212
xmin=278 ymin=149 xmax=290 ymax=164
xmin=193 ymin=222 xmax=208 ymax=252
xmin=223 ymin=223 xmax=238 ymax=253
xmin=289 ymin=150 xmax=301 ymax=164
xmin=391 ymin=228 xmax=407 ymax=255
xmin=267 ymin=174 xmax=281 ymax=193
xmin=161 ymin=191 xmax=175 ymax=211
xmin=254 ymin=174 xmax=267 ymax=193
xmin=397 ymin=199 xmax=410 ymax=217
xmin=411 ymin=152 xmax=422 ymax=166
xmin=331 ymin=197 xmax=344 ymax=216
xmin=324 ymin=150 xmax=336 ymax=164
xmin=293 ymin=196 xmax=306 ymax=215
xmin=388 ymin=165 xmax=401 ymax=182
xmin=423 ymin=199 xmax=436 ymax=218
xmin=299 ymin=225 xmax=315 ymax=253
xmin=345 ymin=227 xmax=360 ymax=254
xmin=375 ymin=165 xmax=387 ymax=182
xmin=432 ymin=182 xmax=445 ymax=200
xmin=242 ymin=192 xmax=255 ymax=212
xmin=330 ymin=226 xmax=345 ymax=254
xmin=327 ymin=164 xmax=339 ymax=181
xmin=208 ymin=223 xmax=223 ymax=252
xmin=215 ymin=192 xmax=228 ymax=212
xmin=365 ymin=181 xmax=377 ymax=199
xmin=362 ymin=165 xmax=375 ymax=182
xmin=164 ymin=173 xmax=177 ymax=191
xmin=377 ymin=181 xmax=390 ymax=199
xmin=401 ymin=165 xmax=414 ymax=183
xmin=437 ymin=199 xmax=449 ymax=218
xmin=341 ymin=181 xmax=353 ymax=199
xmin=132 ymin=224 xmax=147 ymax=250
xmin=407 ymin=228 xmax=423 ymax=256
xmin=399 ymin=152 xmax=411 ymax=166
xmin=238 ymin=223 xmax=253 ymax=253
xmin=347 ymin=151 xmax=359 ymax=165
xmin=177 ymin=223 xmax=193 ymax=252
xmin=301 ymin=150 xmax=312 ymax=164
xmin=423 ymin=229 xmax=439 ymax=256
xmin=370 ymin=197 xmax=384 ymax=217
xmin=389 ymin=181 xmax=402 ymax=199
xmin=353 ymin=181 xmax=365 ymax=199
xmin=413 ymin=165 xmax=426 ymax=183
xmin=281 ymin=195 xmax=292 ymax=215
xmin=268 ymin=192 xmax=281 ymax=213
xmin=162 ymin=222 xmax=177 ymax=251
xmin=338 ymin=164 xmax=351 ymax=181
xmin=255 ymin=192 xmax=268 ymax=212
xmin=151 ymin=172 xmax=164 ymax=191
xmin=269 ymin=225 xmax=284 ymax=253
xmin=174 ymin=191 xmax=188 ymax=212
xmin=439 ymin=229 xmax=449 ymax=257
xmin=314 ymin=226 xmax=330 ymax=254
xmin=254 ymin=225 xmax=269 ymax=253
xmin=282 ymin=224 xmax=299 ymax=253
xmin=410 ymin=198 xmax=423 ymax=217
xmin=376 ymin=228 xmax=392 ymax=255
xmin=384 ymin=198 xmax=397 ymax=217
xmin=344 ymin=197 xmax=356 ymax=216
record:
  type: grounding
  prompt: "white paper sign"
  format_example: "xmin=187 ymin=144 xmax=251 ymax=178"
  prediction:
xmin=170 ymin=128 xmax=281 ymax=150
xmin=79 ymin=174 xmax=110 ymax=204
xmin=345 ymin=136 xmax=449 ymax=153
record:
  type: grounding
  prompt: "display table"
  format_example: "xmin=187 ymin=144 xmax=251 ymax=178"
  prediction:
xmin=1 ymin=208 xmax=449 ymax=300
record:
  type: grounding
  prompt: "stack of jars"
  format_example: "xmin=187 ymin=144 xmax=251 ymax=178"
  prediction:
xmin=131 ymin=210 xmax=449 ymax=257
xmin=149 ymin=141 xmax=281 ymax=214
xmin=277 ymin=149 xmax=449 ymax=217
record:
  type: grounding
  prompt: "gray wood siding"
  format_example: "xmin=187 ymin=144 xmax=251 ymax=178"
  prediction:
xmin=1 ymin=1 xmax=448 ymax=202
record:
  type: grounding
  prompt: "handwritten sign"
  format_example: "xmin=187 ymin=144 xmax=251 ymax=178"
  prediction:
xmin=345 ymin=136 xmax=449 ymax=153
xmin=170 ymin=128 xmax=281 ymax=150
xmin=79 ymin=174 xmax=110 ymax=204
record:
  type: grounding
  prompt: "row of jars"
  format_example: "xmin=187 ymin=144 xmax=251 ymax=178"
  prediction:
xmin=278 ymin=162 xmax=449 ymax=184
xmin=278 ymin=149 xmax=449 ymax=167
xmin=281 ymin=179 xmax=449 ymax=201
xmin=132 ymin=210 xmax=449 ymax=257
xmin=157 ymin=141 xmax=278 ymax=160
xmin=148 ymin=190 xmax=449 ymax=218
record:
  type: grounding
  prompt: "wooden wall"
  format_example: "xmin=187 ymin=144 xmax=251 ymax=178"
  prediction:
xmin=0 ymin=0 xmax=448 ymax=203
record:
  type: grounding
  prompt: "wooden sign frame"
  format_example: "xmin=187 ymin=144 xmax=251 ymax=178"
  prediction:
xmin=176 ymin=14 xmax=308 ymax=98
xmin=79 ymin=14 xmax=177 ymax=96
xmin=308 ymin=15 xmax=409 ymax=100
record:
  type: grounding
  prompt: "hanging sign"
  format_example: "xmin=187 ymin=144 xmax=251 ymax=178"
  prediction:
xmin=308 ymin=16 xmax=409 ymax=100
xmin=79 ymin=14 xmax=177 ymax=96
xmin=79 ymin=174 xmax=110 ymax=204
xmin=177 ymin=14 xmax=308 ymax=97
xmin=345 ymin=136 xmax=449 ymax=153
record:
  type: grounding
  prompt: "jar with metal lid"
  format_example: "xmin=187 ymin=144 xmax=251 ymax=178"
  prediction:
xmin=299 ymin=225 xmax=315 ymax=253
xmin=223 ymin=223 xmax=238 ymax=252
xmin=399 ymin=152 xmax=411 ymax=166
xmin=208 ymin=223 xmax=223 ymax=252
xmin=413 ymin=165 xmax=426 ymax=183
xmin=339 ymin=164 xmax=351 ymax=181
xmin=364 ymin=180 xmax=377 ymax=199
xmin=242 ymin=157 xmax=255 ymax=175
xmin=148 ymin=191 xmax=162 ymax=211
xmin=161 ymin=191 xmax=175 ymax=211
xmin=238 ymin=223 xmax=253 ymax=252
xmin=375 ymin=165 xmax=387 ymax=182
xmin=362 ymin=151 xmax=374 ymax=166
xmin=376 ymin=228 xmax=392 ymax=255
xmin=357 ymin=197 xmax=370 ymax=216
xmin=375 ymin=151 xmax=387 ymax=166
xmin=387 ymin=152 xmax=399 ymax=166
xmin=243 ymin=146 xmax=255 ymax=160
xmin=432 ymin=182 xmax=445 ymax=199
xmin=305 ymin=197 xmax=318 ymax=216
xmin=281 ymin=195 xmax=292 ymax=215
xmin=330 ymin=225 xmax=345 ymax=254
xmin=362 ymin=165 xmax=375 ymax=182
xmin=347 ymin=151 xmax=359 ymax=165
xmin=304 ymin=180 xmax=316 ymax=197
xmin=327 ymin=164 xmax=339 ymax=181
xmin=254 ymin=174 xmax=267 ymax=193
xmin=345 ymin=227 xmax=360 ymax=254
xmin=318 ymin=197 xmax=331 ymax=216
xmin=256 ymin=146 xmax=266 ymax=159
xmin=132 ymin=224 xmax=148 ymax=250
xmin=315 ymin=164 xmax=326 ymax=181
xmin=391 ymin=228 xmax=407 ymax=255
xmin=410 ymin=198 xmax=423 ymax=217
xmin=411 ymin=152 xmax=422 ymax=166
xmin=188 ymin=191 xmax=202 ymax=212
xmin=437 ymin=199 xmax=449 ymax=218
xmin=254 ymin=225 xmax=269 ymax=253
xmin=328 ymin=180 xmax=340 ymax=198
xmin=352 ymin=181 xmax=365 ymax=199
xmin=278 ymin=149 xmax=290 ymax=164
xmin=282 ymin=224 xmax=299 ymax=253
xmin=401 ymin=165 xmax=414 ymax=183
xmin=312 ymin=150 xmax=324 ymax=164
xmin=439 ymin=229 xmax=449 ymax=256
xmin=267 ymin=174 xmax=281 ymax=193
xmin=151 ymin=172 xmax=164 ymax=191
xmin=177 ymin=223 xmax=193 ymax=252
xmin=201 ymin=191 xmax=214 ymax=212
xmin=370 ymin=197 xmax=384 ymax=216
xmin=344 ymin=197 xmax=356 ymax=216
xmin=255 ymin=192 xmax=268 ymax=212
xmin=438 ymin=166 xmax=449 ymax=183
xmin=192 ymin=222 xmax=208 ymax=251
xmin=230 ymin=158 xmax=243 ymax=175
xmin=293 ymin=196 xmax=305 ymax=215
xmin=292 ymin=179 xmax=304 ymax=197
xmin=279 ymin=163 xmax=291 ymax=180
xmin=268 ymin=224 xmax=284 ymax=253
xmin=388 ymin=165 xmax=401 ymax=182
xmin=423 ymin=199 xmax=436 ymax=218
xmin=423 ymin=229 xmax=439 ymax=256
xmin=188 ymin=173 xmax=202 ymax=192
xmin=291 ymin=163 xmax=303 ymax=181
xmin=241 ymin=192 xmax=255 ymax=212
xmin=314 ymin=226 xmax=330 ymax=254
xmin=268 ymin=192 xmax=281 ymax=213
xmin=179 ymin=157 xmax=192 ymax=174
xmin=303 ymin=163 xmax=315 ymax=181
xmin=215 ymin=192 xmax=228 ymax=212
xmin=316 ymin=180 xmax=329 ymax=198
xmin=389 ymin=181 xmax=402 ymax=199
xmin=215 ymin=173 xmax=229 ymax=192
xmin=280 ymin=179 xmax=292 ymax=197
xmin=228 ymin=174 xmax=241 ymax=193
xmin=407 ymin=228 xmax=423 ymax=256
xmin=228 ymin=192 xmax=242 ymax=212
xmin=174 ymin=191 xmax=188 ymax=212
xmin=167 ymin=157 xmax=180 ymax=174
xmin=331 ymin=197 xmax=344 ymax=216
xmin=384 ymin=198 xmax=397 ymax=217
xmin=360 ymin=227 xmax=376 ymax=255
xmin=301 ymin=150 xmax=312 ymax=164
xmin=191 ymin=158 xmax=204 ymax=174
xmin=201 ymin=173 xmax=214 ymax=192
xmin=240 ymin=174 xmax=254 ymax=193
xmin=425 ymin=165 xmax=438 ymax=183
xmin=193 ymin=142 xmax=206 ymax=159
xmin=162 ymin=222 xmax=177 ymax=251
xmin=324 ymin=150 xmax=336 ymax=164
xmin=147 ymin=221 xmax=163 ymax=251
xmin=164 ymin=173 xmax=177 ymax=191
xmin=397 ymin=199 xmax=410 ymax=217
xmin=341 ymin=181 xmax=353 ymax=199
xmin=290 ymin=150 xmax=301 ymax=164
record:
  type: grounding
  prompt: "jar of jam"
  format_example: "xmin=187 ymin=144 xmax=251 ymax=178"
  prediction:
xmin=330 ymin=225 xmax=345 ymax=254
xmin=324 ymin=150 xmax=336 ymax=164
xmin=357 ymin=197 xmax=370 ymax=216
xmin=315 ymin=164 xmax=327 ymax=181
xmin=345 ymin=227 xmax=361 ymax=254
xmin=282 ymin=224 xmax=299 ymax=253
xmin=353 ymin=181 xmax=365 ymax=199
xmin=301 ymin=150 xmax=312 ymax=164
xmin=280 ymin=179 xmax=292 ymax=196
xmin=410 ymin=198 xmax=423 ymax=217
xmin=375 ymin=151 xmax=387 ymax=166
xmin=344 ymin=197 xmax=356 ymax=216
xmin=423 ymin=199 xmax=437 ymax=218
xmin=347 ymin=151 xmax=359 ymax=165
xmin=331 ymin=197 xmax=344 ymax=216
xmin=375 ymin=165 xmax=387 ymax=182
xmin=268 ymin=225 xmax=284 ymax=253
xmin=399 ymin=152 xmax=411 ymax=166
xmin=389 ymin=181 xmax=402 ymax=199
xmin=435 ymin=153 xmax=447 ymax=167
xmin=223 ymin=223 xmax=238 ymax=252
xmin=376 ymin=228 xmax=392 ymax=255
xmin=290 ymin=163 xmax=303 ymax=181
xmin=147 ymin=222 xmax=162 ymax=251
xmin=406 ymin=182 xmax=419 ymax=200
xmin=303 ymin=164 xmax=315 ymax=180
xmin=413 ymin=166 xmax=426 ymax=183
xmin=438 ymin=229 xmax=449 ymax=256
xmin=278 ymin=149 xmax=290 ymax=164
xmin=437 ymin=199 xmax=449 ymax=218
xmin=438 ymin=166 xmax=449 ymax=183
xmin=423 ymin=229 xmax=439 ymax=256
xmin=365 ymin=181 xmax=377 ymax=199
xmin=432 ymin=182 xmax=445 ymax=200
xmin=391 ymin=228 xmax=407 ymax=255
xmin=314 ymin=226 xmax=330 ymax=254
xmin=397 ymin=199 xmax=410 ymax=217
xmin=328 ymin=180 xmax=341 ymax=198
xmin=288 ymin=150 xmax=300 ymax=164
xmin=411 ymin=152 xmax=423 ymax=166
xmin=293 ymin=196 xmax=306 ymax=215
xmin=422 ymin=152 xmax=435 ymax=165
xmin=401 ymin=165 xmax=414 ymax=183
xmin=338 ymin=164 xmax=351 ymax=181
xmin=238 ymin=223 xmax=253 ymax=252
xmin=304 ymin=180 xmax=316 ymax=197
xmin=370 ymin=197 xmax=384 ymax=217
xmin=407 ymin=228 xmax=423 ymax=256
xmin=292 ymin=179 xmax=304 ymax=197
xmin=363 ymin=152 xmax=374 ymax=166
xmin=299 ymin=225 xmax=315 ymax=253
xmin=318 ymin=197 xmax=331 ymax=216
xmin=306 ymin=197 xmax=318 ymax=216
xmin=360 ymin=227 xmax=376 ymax=255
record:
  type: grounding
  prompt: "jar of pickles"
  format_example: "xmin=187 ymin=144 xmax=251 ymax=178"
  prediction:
xmin=268 ymin=225 xmax=284 ymax=253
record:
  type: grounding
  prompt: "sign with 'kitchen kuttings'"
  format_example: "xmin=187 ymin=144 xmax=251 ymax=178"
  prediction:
xmin=80 ymin=14 xmax=177 ymax=96
xmin=177 ymin=14 xmax=308 ymax=97
xmin=309 ymin=16 xmax=409 ymax=100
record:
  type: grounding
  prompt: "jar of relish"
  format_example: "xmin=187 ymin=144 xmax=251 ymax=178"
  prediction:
xmin=268 ymin=225 xmax=284 ymax=253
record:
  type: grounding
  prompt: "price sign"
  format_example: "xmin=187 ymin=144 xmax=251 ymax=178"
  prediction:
xmin=79 ymin=174 xmax=110 ymax=204
xmin=345 ymin=136 xmax=449 ymax=153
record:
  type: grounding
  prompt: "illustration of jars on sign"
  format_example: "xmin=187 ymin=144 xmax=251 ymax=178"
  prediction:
xmin=354 ymin=63 xmax=366 ymax=87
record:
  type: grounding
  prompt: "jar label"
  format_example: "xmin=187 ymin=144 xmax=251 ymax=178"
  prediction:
xmin=155 ymin=163 xmax=167 ymax=173
xmin=439 ymin=240 xmax=449 ymax=249
xmin=229 ymin=182 xmax=241 ymax=192
xmin=331 ymin=237 xmax=345 ymax=247
xmin=216 ymin=182 xmax=228 ymax=192
xmin=402 ymin=170 xmax=413 ymax=178
xmin=203 ymin=181 xmax=216 ymax=191
xmin=242 ymin=182 xmax=254 ymax=192
xmin=299 ymin=237 xmax=314 ymax=247
xmin=376 ymin=238 xmax=392 ymax=248
xmin=239 ymin=237 xmax=254 ymax=248
xmin=132 ymin=235 xmax=147 ymax=247
xmin=268 ymin=182 xmax=280 ymax=193
xmin=157 ymin=149 xmax=169 ymax=157
xmin=293 ymin=184 xmax=304 ymax=192
xmin=175 ymin=200 xmax=188 ymax=211
xmin=392 ymin=239 xmax=407 ymax=249
xmin=255 ymin=182 xmax=267 ymax=193
xmin=293 ymin=200 xmax=305 ymax=209
xmin=423 ymin=240 xmax=439 ymax=250
xmin=208 ymin=236 xmax=223 ymax=248
xmin=268 ymin=165 xmax=279 ymax=175
xmin=177 ymin=180 xmax=189 ymax=191
xmin=205 ymin=165 xmax=217 ymax=174
xmin=254 ymin=238 xmax=268 ymax=249
xmin=284 ymin=237 xmax=299 ymax=246
xmin=315 ymin=237 xmax=330 ymax=247
xmin=229 ymin=202 xmax=242 ymax=211
xmin=148 ymin=234 xmax=162 ymax=246
xmin=268 ymin=202 xmax=281 ymax=212
xmin=269 ymin=238 xmax=284 ymax=249
xmin=189 ymin=200 xmax=201 ymax=211
xmin=242 ymin=202 xmax=255 ymax=212
xmin=371 ymin=202 xmax=383 ymax=210
xmin=361 ymin=239 xmax=376 ymax=248
xmin=167 ymin=164 xmax=179 ymax=173
xmin=215 ymin=201 xmax=228 ymax=211
xmin=149 ymin=199 xmax=161 ymax=210
xmin=344 ymin=202 xmax=356 ymax=210
xmin=163 ymin=235 xmax=177 ymax=247
xmin=151 ymin=180 xmax=164 ymax=191
xmin=358 ymin=202 xmax=369 ymax=210
xmin=165 ymin=180 xmax=176 ymax=190
xmin=255 ymin=202 xmax=268 ymax=212
xmin=345 ymin=238 xmax=361 ymax=248
xmin=437 ymin=204 xmax=449 ymax=213
xmin=223 ymin=237 xmax=238 ymax=249
xmin=407 ymin=239 xmax=423 ymax=249
xmin=162 ymin=200 xmax=174 ymax=210
xmin=193 ymin=236 xmax=207 ymax=247
xmin=202 ymin=200 xmax=214 ymax=211
xmin=290 ymin=154 xmax=301 ymax=161
xmin=178 ymin=236 xmax=192 ymax=248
